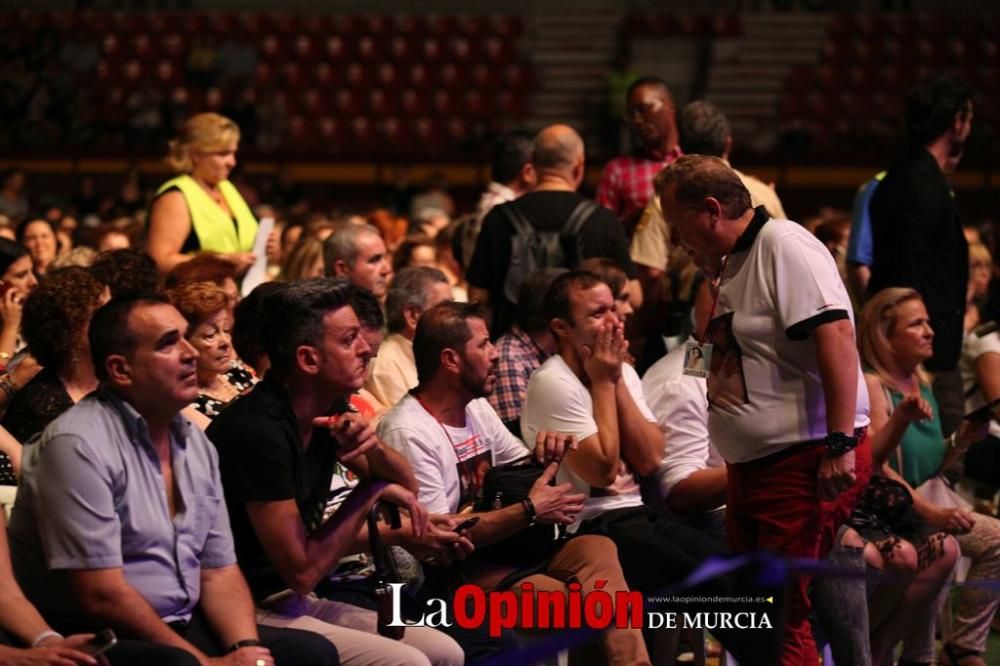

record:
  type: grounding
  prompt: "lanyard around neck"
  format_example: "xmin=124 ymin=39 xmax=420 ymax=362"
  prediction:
xmin=698 ymin=254 xmax=729 ymax=347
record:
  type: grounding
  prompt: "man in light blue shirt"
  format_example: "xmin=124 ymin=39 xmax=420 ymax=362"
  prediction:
xmin=845 ymin=171 xmax=886 ymax=305
xmin=8 ymin=294 xmax=338 ymax=666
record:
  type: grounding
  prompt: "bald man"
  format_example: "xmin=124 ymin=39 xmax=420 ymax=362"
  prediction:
xmin=468 ymin=124 xmax=635 ymax=337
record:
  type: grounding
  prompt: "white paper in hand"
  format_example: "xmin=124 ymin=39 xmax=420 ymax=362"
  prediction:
xmin=241 ymin=216 xmax=274 ymax=296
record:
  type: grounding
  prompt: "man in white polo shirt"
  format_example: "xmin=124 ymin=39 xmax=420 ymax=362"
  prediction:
xmin=657 ymin=154 xmax=872 ymax=666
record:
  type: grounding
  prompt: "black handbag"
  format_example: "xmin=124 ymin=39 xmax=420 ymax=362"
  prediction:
xmin=472 ymin=455 xmax=566 ymax=567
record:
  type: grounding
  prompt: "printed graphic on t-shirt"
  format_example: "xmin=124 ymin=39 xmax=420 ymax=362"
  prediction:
xmin=451 ymin=431 xmax=491 ymax=511
xmin=324 ymin=462 xmax=358 ymax=521
xmin=706 ymin=312 xmax=749 ymax=408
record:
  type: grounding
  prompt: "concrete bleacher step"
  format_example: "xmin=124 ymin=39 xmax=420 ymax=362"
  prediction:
xmin=525 ymin=0 xmax=624 ymax=132
xmin=704 ymin=12 xmax=829 ymax=145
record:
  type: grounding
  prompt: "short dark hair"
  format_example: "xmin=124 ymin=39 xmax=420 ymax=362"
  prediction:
xmin=259 ymin=278 xmax=352 ymax=376
xmin=626 ymin=76 xmax=671 ymax=100
xmin=385 ymin=266 xmax=449 ymax=334
xmin=515 ymin=268 xmax=567 ymax=332
xmin=90 ymin=249 xmax=159 ymax=298
xmin=0 ymin=237 xmax=27 ymax=275
xmin=89 ymin=293 xmax=170 ymax=382
xmin=413 ymin=301 xmax=487 ymax=384
xmin=678 ymin=100 xmax=730 ymax=157
xmin=231 ymin=281 xmax=284 ymax=370
xmin=347 ymin=283 xmax=384 ymax=331
xmin=579 ymin=258 xmax=627 ymax=297
xmin=906 ymin=74 xmax=974 ymax=146
xmin=655 ymin=154 xmax=752 ymax=219
xmin=543 ymin=270 xmax=606 ymax=325
xmin=491 ymin=131 xmax=534 ymax=185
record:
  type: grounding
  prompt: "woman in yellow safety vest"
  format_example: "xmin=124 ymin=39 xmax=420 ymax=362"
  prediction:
xmin=146 ymin=113 xmax=259 ymax=275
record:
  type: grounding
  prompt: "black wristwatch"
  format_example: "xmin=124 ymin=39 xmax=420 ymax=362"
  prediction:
xmin=227 ymin=639 xmax=262 ymax=653
xmin=824 ymin=430 xmax=859 ymax=458
xmin=521 ymin=497 xmax=537 ymax=526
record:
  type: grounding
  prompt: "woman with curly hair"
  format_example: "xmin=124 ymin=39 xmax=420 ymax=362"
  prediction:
xmin=167 ymin=281 xmax=255 ymax=420
xmin=1 ymin=266 xmax=108 ymax=448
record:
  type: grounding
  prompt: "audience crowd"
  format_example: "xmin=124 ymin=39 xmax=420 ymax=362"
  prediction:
xmin=0 ymin=62 xmax=995 ymax=666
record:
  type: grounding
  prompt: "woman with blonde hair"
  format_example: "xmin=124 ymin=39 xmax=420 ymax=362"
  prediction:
xmin=278 ymin=236 xmax=325 ymax=282
xmin=858 ymin=287 xmax=1000 ymax=666
xmin=147 ymin=112 xmax=260 ymax=275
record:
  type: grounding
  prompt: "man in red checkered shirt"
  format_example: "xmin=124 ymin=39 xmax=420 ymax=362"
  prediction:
xmin=596 ymin=77 xmax=682 ymax=229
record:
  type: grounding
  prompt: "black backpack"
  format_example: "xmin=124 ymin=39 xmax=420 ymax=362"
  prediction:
xmin=500 ymin=198 xmax=598 ymax=304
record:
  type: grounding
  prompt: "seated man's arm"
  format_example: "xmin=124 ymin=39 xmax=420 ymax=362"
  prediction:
xmin=70 ymin=568 xmax=211 ymax=662
xmin=31 ymin=432 xmax=209 ymax=662
xmin=645 ymin=377 xmax=727 ymax=514
xmin=615 ymin=368 xmax=665 ymax=477
xmin=246 ymin=479 xmax=395 ymax=595
xmin=568 ymin=380 xmax=621 ymax=488
xmin=381 ymin=422 xmax=579 ymax=548
xmin=669 ymin=469 xmax=728 ymax=514
xmin=198 ymin=564 xmax=261 ymax=648
xmin=521 ymin=352 xmax=621 ymax=489
xmin=320 ymin=413 xmax=419 ymax=492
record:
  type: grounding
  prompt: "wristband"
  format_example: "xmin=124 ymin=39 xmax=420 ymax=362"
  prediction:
xmin=948 ymin=431 xmax=970 ymax=453
xmin=227 ymin=638 xmax=262 ymax=653
xmin=30 ymin=630 xmax=63 ymax=647
xmin=824 ymin=430 xmax=859 ymax=458
xmin=521 ymin=497 xmax=537 ymax=526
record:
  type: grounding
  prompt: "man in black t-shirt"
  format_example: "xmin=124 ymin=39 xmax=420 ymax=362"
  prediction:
xmin=467 ymin=124 xmax=635 ymax=338
xmin=207 ymin=278 xmax=468 ymax=666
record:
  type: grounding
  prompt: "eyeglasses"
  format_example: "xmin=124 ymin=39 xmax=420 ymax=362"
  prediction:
xmin=624 ymin=100 xmax=665 ymax=120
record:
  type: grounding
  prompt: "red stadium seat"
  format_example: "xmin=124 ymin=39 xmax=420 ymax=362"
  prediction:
xmin=153 ymin=59 xmax=181 ymax=88
xmin=300 ymin=88 xmax=330 ymax=116
xmin=375 ymin=63 xmax=398 ymax=88
xmin=313 ymin=62 xmax=337 ymax=90
xmin=400 ymin=88 xmax=428 ymax=116
xmin=159 ymin=32 xmax=187 ymax=59
xmin=323 ymin=35 xmax=350 ymax=63
xmin=356 ymin=35 xmax=383 ymax=62
xmin=388 ymin=35 xmax=411 ymax=62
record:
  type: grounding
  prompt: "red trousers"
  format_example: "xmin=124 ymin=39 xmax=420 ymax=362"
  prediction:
xmin=726 ymin=433 xmax=872 ymax=666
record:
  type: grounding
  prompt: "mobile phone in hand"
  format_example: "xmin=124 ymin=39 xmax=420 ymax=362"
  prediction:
xmin=964 ymin=397 xmax=1000 ymax=424
xmin=455 ymin=517 xmax=480 ymax=532
xmin=81 ymin=629 xmax=117 ymax=656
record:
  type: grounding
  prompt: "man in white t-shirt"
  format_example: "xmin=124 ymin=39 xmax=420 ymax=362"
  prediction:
xmin=658 ymin=155 xmax=873 ymax=666
xmin=520 ymin=270 xmax=776 ymax=662
xmin=379 ymin=301 xmax=649 ymax=666
xmin=642 ymin=280 xmax=727 ymax=543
